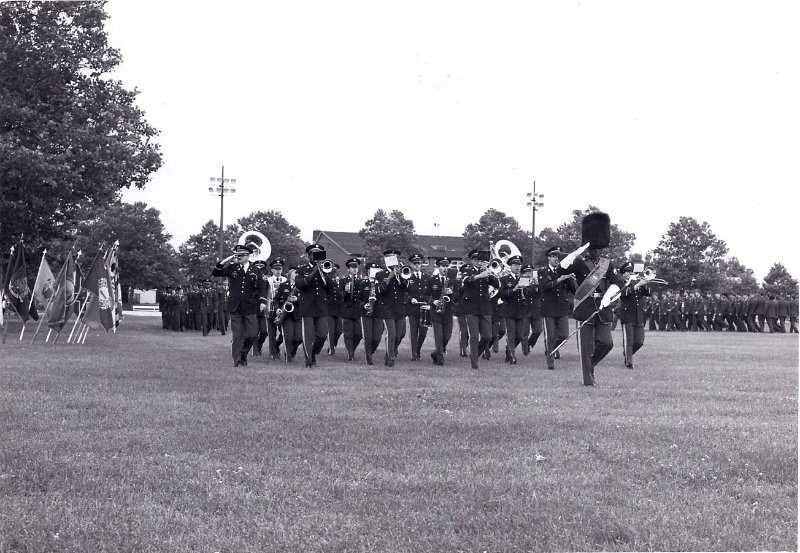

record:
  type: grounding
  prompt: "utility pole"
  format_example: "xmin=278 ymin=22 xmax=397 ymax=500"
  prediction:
xmin=526 ymin=181 xmax=544 ymax=263
xmin=208 ymin=166 xmax=236 ymax=259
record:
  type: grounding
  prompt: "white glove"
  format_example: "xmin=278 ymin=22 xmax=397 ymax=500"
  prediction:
xmin=601 ymin=284 xmax=621 ymax=308
xmin=560 ymin=242 xmax=590 ymax=269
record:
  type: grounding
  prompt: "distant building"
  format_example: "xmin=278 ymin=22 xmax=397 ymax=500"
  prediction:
xmin=312 ymin=230 xmax=468 ymax=269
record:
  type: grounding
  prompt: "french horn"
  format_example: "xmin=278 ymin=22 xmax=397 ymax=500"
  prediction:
xmin=238 ymin=230 xmax=271 ymax=263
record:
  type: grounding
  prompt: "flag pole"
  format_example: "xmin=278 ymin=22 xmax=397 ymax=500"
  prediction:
xmin=30 ymin=280 xmax=62 ymax=344
xmin=19 ymin=322 xmax=25 ymax=341
xmin=80 ymin=324 xmax=89 ymax=344
xmin=45 ymin=328 xmax=52 ymax=342
xmin=67 ymin=294 xmax=90 ymax=343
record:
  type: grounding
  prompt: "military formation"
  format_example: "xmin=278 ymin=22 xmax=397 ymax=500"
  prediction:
xmin=158 ymin=212 xmax=798 ymax=386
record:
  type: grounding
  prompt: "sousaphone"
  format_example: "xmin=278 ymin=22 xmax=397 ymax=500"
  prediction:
xmin=237 ymin=230 xmax=272 ymax=263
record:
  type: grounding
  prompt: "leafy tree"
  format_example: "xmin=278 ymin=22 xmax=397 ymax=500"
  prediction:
xmin=718 ymin=257 xmax=759 ymax=295
xmin=536 ymin=206 xmax=636 ymax=269
xmin=462 ymin=209 xmax=532 ymax=262
xmin=762 ymin=263 xmax=798 ymax=298
xmin=229 ymin=211 xmax=306 ymax=269
xmin=179 ymin=220 xmax=238 ymax=283
xmin=0 ymin=2 xmax=162 ymax=254
xmin=651 ymin=217 xmax=728 ymax=293
xmin=359 ymin=210 xmax=422 ymax=265
xmin=68 ymin=202 xmax=181 ymax=292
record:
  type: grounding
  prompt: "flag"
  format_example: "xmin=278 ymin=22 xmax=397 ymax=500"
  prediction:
xmin=85 ymin=250 xmax=114 ymax=331
xmin=82 ymin=292 xmax=103 ymax=330
xmin=2 ymin=241 xmax=34 ymax=323
xmin=31 ymin=250 xmax=56 ymax=313
xmin=104 ymin=241 xmax=122 ymax=328
xmin=46 ymin=250 xmax=76 ymax=332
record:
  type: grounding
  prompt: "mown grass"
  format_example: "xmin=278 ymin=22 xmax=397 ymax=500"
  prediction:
xmin=1 ymin=316 xmax=797 ymax=552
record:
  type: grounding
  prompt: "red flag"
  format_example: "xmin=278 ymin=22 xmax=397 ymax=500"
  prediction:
xmin=85 ymin=250 xmax=114 ymax=331
xmin=2 ymin=241 xmax=34 ymax=323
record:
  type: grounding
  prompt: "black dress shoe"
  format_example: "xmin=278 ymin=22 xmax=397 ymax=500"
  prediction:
xmin=626 ymin=364 xmax=634 ymax=370
xmin=240 ymin=358 xmax=248 ymax=367
xmin=482 ymin=350 xmax=491 ymax=360
xmin=233 ymin=360 xmax=241 ymax=367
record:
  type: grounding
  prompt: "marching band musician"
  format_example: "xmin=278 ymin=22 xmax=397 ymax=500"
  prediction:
xmin=520 ymin=264 xmax=543 ymax=356
xmin=617 ymin=261 xmax=651 ymax=369
xmin=339 ymin=258 xmax=364 ymax=361
xmin=199 ymin=279 xmax=217 ymax=337
xmin=424 ymin=257 xmax=457 ymax=366
xmin=405 ymin=253 xmax=430 ymax=361
xmin=266 ymin=258 xmax=286 ymax=360
xmin=326 ymin=263 xmax=343 ymax=356
xmin=374 ymin=249 xmax=410 ymax=367
xmin=360 ymin=262 xmax=383 ymax=366
xmin=211 ymin=243 xmax=269 ymax=367
xmin=539 ymin=246 xmax=577 ymax=370
xmin=251 ymin=258 xmax=270 ymax=356
xmin=559 ymin=211 xmax=627 ymax=386
xmin=294 ymin=243 xmax=336 ymax=367
xmin=274 ymin=267 xmax=301 ymax=362
xmin=460 ymin=249 xmax=500 ymax=370
xmin=499 ymin=255 xmax=536 ymax=365
xmin=454 ymin=266 xmax=470 ymax=357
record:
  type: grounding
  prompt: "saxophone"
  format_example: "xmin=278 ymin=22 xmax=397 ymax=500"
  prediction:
xmin=364 ymin=278 xmax=378 ymax=316
xmin=274 ymin=285 xmax=298 ymax=325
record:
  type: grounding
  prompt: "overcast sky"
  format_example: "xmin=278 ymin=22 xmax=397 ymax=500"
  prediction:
xmin=104 ymin=0 xmax=798 ymax=281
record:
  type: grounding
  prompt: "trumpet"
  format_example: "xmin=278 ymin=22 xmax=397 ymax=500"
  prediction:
xmin=320 ymin=260 xmax=334 ymax=273
xmin=634 ymin=266 xmax=668 ymax=288
xmin=399 ymin=265 xmax=413 ymax=280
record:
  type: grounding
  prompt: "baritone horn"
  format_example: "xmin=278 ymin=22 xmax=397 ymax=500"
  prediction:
xmin=238 ymin=230 xmax=272 ymax=263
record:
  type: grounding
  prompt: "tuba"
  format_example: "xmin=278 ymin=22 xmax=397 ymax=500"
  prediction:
xmin=492 ymin=239 xmax=522 ymax=270
xmin=238 ymin=230 xmax=271 ymax=263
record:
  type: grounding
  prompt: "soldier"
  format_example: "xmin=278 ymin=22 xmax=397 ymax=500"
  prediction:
xmin=754 ymin=292 xmax=767 ymax=332
xmin=538 ymin=246 xmax=576 ymax=370
xmin=199 ymin=279 xmax=216 ymax=336
xmin=326 ymin=263 xmax=343 ymax=356
xmin=789 ymin=295 xmax=799 ymax=333
xmin=425 ymin=257 xmax=457 ymax=366
xmin=294 ymin=244 xmax=335 ymax=367
xmin=251 ymin=259 xmax=270 ymax=355
xmin=339 ymin=258 xmax=364 ymax=361
xmin=275 ymin=267 xmax=301 ymax=362
xmin=459 ymin=249 xmax=500 ymax=369
xmin=744 ymin=293 xmax=759 ymax=332
xmin=211 ymin=244 xmax=268 ymax=367
xmin=374 ymin=249 xmax=409 ymax=367
xmin=617 ymin=262 xmax=651 ymax=369
xmin=360 ymin=262 xmax=383 ymax=366
xmin=559 ymin=211 xmax=627 ymax=386
xmin=405 ymin=253 xmax=430 ymax=361
xmin=158 ymin=287 xmax=172 ymax=330
xmin=765 ymin=295 xmax=779 ymax=333
xmin=266 ymin=259 xmax=287 ymax=360
xmin=521 ymin=264 xmax=543 ymax=355
xmin=777 ymin=295 xmax=790 ymax=333
xmin=453 ymin=266 xmax=470 ymax=357
xmin=215 ymin=281 xmax=229 ymax=335
xmin=499 ymin=255 xmax=536 ymax=365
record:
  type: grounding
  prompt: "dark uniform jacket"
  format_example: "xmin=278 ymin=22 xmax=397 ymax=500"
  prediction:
xmin=564 ymin=256 xmax=625 ymax=322
xmin=538 ymin=264 xmax=575 ymax=318
xmin=424 ymin=273 xmax=457 ymax=322
xmin=339 ymin=275 xmax=363 ymax=320
xmin=211 ymin=262 xmax=268 ymax=315
xmin=374 ymin=270 xmax=409 ymax=319
xmin=777 ymin=298 xmax=790 ymax=317
xmin=619 ymin=284 xmax=651 ymax=325
xmin=459 ymin=266 xmax=499 ymax=316
xmin=499 ymin=273 xmax=536 ymax=320
xmin=406 ymin=271 xmax=430 ymax=314
xmin=294 ymin=263 xmax=335 ymax=318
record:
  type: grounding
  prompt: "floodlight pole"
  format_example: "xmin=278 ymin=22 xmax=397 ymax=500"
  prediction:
xmin=209 ymin=166 xmax=237 ymax=260
xmin=526 ymin=181 xmax=544 ymax=262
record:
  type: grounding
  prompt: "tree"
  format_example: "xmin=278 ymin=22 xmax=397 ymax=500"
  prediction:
xmin=718 ymin=257 xmax=759 ymax=295
xmin=462 ymin=209 xmax=531 ymax=262
xmin=536 ymin=206 xmax=636 ymax=269
xmin=179 ymin=220 xmax=238 ymax=283
xmin=0 ymin=2 xmax=162 ymax=254
xmin=69 ymin=202 xmax=181 ymax=291
xmin=651 ymin=217 xmax=728 ymax=293
xmin=762 ymin=264 xmax=798 ymax=298
xmin=230 ymin=211 xmax=306 ymax=269
xmin=359 ymin=210 xmax=421 ymax=265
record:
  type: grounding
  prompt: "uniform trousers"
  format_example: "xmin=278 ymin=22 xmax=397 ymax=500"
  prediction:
xmin=525 ymin=316 xmax=543 ymax=354
xmin=778 ymin=316 xmax=787 ymax=333
xmin=253 ymin=312 xmax=268 ymax=354
xmin=430 ymin=316 xmax=453 ymax=365
xmin=382 ymin=318 xmax=406 ymax=365
xmin=327 ymin=315 xmax=342 ymax=352
xmin=267 ymin=317 xmax=283 ymax=358
xmin=281 ymin=318 xmax=301 ymax=360
xmin=200 ymin=307 xmax=214 ymax=336
xmin=407 ymin=307 xmax=429 ymax=359
xmin=465 ymin=314 xmax=492 ymax=368
xmin=490 ymin=316 xmax=505 ymax=353
xmin=621 ymin=322 xmax=645 ymax=367
xmin=361 ymin=316 xmax=383 ymax=364
xmin=504 ymin=317 xmax=525 ymax=362
xmin=342 ymin=317 xmax=363 ymax=357
xmin=229 ymin=311 xmax=258 ymax=363
xmin=579 ymin=316 xmax=614 ymax=386
xmin=301 ymin=316 xmax=328 ymax=362
xmin=745 ymin=314 xmax=758 ymax=333
xmin=456 ymin=314 xmax=469 ymax=356
xmin=544 ymin=315 xmax=570 ymax=369
xmin=789 ymin=317 xmax=798 ymax=333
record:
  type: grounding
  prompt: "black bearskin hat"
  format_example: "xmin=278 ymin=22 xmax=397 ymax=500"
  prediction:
xmin=581 ymin=211 xmax=611 ymax=249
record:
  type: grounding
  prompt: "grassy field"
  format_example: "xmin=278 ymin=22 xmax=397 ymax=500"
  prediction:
xmin=1 ymin=314 xmax=797 ymax=552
